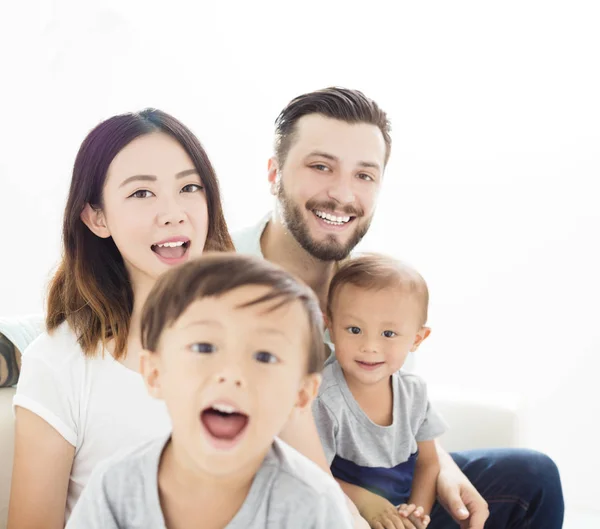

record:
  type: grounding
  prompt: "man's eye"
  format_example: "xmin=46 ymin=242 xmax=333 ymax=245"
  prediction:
xmin=382 ymin=330 xmax=397 ymax=338
xmin=190 ymin=342 xmax=215 ymax=354
xmin=130 ymin=189 xmax=154 ymax=199
xmin=254 ymin=351 xmax=278 ymax=364
xmin=346 ymin=326 xmax=361 ymax=335
xmin=357 ymin=173 xmax=374 ymax=181
xmin=312 ymin=164 xmax=330 ymax=172
xmin=181 ymin=184 xmax=203 ymax=193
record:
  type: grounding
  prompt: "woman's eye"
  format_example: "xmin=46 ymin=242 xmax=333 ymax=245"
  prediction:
xmin=254 ymin=351 xmax=278 ymax=364
xmin=181 ymin=183 xmax=203 ymax=193
xmin=346 ymin=326 xmax=361 ymax=335
xmin=190 ymin=342 xmax=215 ymax=354
xmin=130 ymin=189 xmax=154 ymax=199
xmin=382 ymin=330 xmax=397 ymax=338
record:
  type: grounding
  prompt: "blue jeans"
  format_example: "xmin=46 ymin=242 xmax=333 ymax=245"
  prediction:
xmin=429 ymin=449 xmax=564 ymax=529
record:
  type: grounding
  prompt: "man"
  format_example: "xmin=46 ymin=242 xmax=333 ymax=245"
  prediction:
xmin=1 ymin=87 xmax=564 ymax=529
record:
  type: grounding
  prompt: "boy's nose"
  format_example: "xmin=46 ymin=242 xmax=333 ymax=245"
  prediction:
xmin=214 ymin=369 xmax=244 ymax=388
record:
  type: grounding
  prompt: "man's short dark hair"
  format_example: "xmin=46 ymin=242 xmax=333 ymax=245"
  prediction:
xmin=274 ymin=87 xmax=392 ymax=167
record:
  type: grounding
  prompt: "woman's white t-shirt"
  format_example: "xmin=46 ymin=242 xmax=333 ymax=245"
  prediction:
xmin=13 ymin=322 xmax=171 ymax=523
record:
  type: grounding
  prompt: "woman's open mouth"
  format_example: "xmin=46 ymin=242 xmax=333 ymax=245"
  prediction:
xmin=200 ymin=403 xmax=249 ymax=450
xmin=151 ymin=238 xmax=191 ymax=264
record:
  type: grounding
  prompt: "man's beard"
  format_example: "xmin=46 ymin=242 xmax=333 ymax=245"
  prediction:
xmin=276 ymin=182 xmax=372 ymax=262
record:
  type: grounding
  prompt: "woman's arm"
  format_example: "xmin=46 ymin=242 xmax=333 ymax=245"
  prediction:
xmin=279 ymin=407 xmax=369 ymax=528
xmin=0 ymin=333 xmax=21 ymax=387
xmin=8 ymin=407 xmax=75 ymax=529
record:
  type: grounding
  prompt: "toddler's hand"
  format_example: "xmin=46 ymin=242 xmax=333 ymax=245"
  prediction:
xmin=359 ymin=493 xmax=404 ymax=528
xmin=397 ymin=504 xmax=430 ymax=529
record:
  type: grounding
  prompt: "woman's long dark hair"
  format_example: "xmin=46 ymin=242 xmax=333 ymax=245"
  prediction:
xmin=47 ymin=109 xmax=234 ymax=358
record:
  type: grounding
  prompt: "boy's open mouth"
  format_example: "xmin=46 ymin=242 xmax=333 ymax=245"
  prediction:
xmin=200 ymin=403 xmax=249 ymax=447
xmin=151 ymin=239 xmax=190 ymax=260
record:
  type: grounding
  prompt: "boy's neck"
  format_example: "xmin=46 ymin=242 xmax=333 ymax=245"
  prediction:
xmin=158 ymin=436 xmax=267 ymax=529
xmin=260 ymin=215 xmax=338 ymax=313
xmin=345 ymin=372 xmax=394 ymax=427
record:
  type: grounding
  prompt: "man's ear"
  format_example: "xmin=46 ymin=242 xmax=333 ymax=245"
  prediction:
xmin=80 ymin=203 xmax=111 ymax=238
xmin=140 ymin=350 xmax=163 ymax=399
xmin=295 ymin=373 xmax=321 ymax=411
xmin=410 ymin=326 xmax=431 ymax=353
xmin=267 ymin=157 xmax=280 ymax=196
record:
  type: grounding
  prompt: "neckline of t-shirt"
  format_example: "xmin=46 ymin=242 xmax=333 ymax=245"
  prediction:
xmin=332 ymin=360 xmax=399 ymax=430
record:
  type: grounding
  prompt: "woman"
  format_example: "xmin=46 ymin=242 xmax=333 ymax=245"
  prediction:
xmin=7 ymin=109 xmax=234 ymax=528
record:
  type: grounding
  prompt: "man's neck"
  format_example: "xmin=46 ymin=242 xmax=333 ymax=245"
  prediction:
xmin=260 ymin=215 xmax=338 ymax=312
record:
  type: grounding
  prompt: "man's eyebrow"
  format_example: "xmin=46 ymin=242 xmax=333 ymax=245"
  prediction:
xmin=119 ymin=168 xmax=198 ymax=188
xmin=306 ymin=151 xmax=381 ymax=171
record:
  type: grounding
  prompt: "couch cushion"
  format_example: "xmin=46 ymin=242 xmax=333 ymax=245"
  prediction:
xmin=0 ymin=387 xmax=15 ymax=529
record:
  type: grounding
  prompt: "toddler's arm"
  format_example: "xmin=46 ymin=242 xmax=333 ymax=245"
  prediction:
xmin=405 ymin=439 xmax=440 ymax=525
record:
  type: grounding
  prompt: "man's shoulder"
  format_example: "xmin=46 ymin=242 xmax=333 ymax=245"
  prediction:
xmin=231 ymin=214 xmax=270 ymax=257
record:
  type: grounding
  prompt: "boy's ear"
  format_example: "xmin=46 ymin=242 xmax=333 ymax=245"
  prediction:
xmin=267 ymin=157 xmax=280 ymax=196
xmin=410 ymin=326 xmax=431 ymax=353
xmin=80 ymin=203 xmax=111 ymax=238
xmin=140 ymin=350 xmax=163 ymax=399
xmin=295 ymin=373 xmax=322 ymax=411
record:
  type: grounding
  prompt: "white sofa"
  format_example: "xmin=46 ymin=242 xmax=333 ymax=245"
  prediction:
xmin=0 ymin=383 xmax=521 ymax=529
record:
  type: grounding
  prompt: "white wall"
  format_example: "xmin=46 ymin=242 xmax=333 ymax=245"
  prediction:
xmin=1 ymin=0 xmax=598 ymax=515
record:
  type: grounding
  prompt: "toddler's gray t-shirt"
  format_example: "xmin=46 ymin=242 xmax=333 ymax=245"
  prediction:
xmin=312 ymin=360 xmax=448 ymax=506
xmin=66 ymin=435 xmax=353 ymax=529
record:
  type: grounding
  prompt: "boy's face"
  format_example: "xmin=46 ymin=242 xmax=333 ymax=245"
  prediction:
xmin=329 ymin=284 xmax=430 ymax=386
xmin=141 ymin=285 xmax=319 ymax=477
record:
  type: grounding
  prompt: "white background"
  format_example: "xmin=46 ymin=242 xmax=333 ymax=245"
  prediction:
xmin=1 ymin=0 xmax=598 ymax=521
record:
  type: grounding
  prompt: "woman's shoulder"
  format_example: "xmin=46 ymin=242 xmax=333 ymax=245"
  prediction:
xmin=23 ymin=321 xmax=89 ymax=367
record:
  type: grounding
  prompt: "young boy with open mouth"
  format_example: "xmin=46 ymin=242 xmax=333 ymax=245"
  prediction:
xmin=66 ymin=253 xmax=353 ymax=529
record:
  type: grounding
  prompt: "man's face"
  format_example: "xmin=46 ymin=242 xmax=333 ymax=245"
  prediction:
xmin=271 ymin=114 xmax=387 ymax=261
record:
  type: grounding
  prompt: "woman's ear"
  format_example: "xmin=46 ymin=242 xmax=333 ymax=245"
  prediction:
xmin=80 ymin=203 xmax=111 ymax=238
xmin=140 ymin=350 xmax=163 ymax=399
xmin=295 ymin=373 xmax=322 ymax=411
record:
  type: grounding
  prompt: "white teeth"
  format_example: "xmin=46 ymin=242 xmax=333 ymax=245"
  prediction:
xmin=314 ymin=210 xmax=351 ymax=224
xmin=211 ymin=403 xmax=237 ymax=414
xmin=156 ymin=241 xmax=185 ymax=248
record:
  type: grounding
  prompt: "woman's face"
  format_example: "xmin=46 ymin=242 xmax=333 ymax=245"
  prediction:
xmin=90 ymin=132 xmax=209 ymax=292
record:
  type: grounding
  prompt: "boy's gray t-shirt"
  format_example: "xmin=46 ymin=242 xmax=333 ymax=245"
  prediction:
xmin=312 ymin=360 xmax=447 ymax=506
xmin=66 ymin=435 xmax=353 ymax=529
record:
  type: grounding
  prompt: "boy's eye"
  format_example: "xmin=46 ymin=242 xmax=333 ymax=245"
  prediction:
xmin=190 ymin=342 xmax=215 ymax=354
xmin=346 ymin=326 xmax=361 ymax=335
xmin=382 ymin=330 xmax=397 ymax=338
xmin=130 ymin=189 xmax=154 ymax=199
xmin=254 ymin=351 xmax=278 ymax=364
xmin=181 ymin=183 xmax=203 ymax=193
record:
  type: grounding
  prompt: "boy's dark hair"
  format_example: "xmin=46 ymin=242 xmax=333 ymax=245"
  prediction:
xmin=327 ymin=254 xmax=429 ymax=326
xmin=274 ymin=87 xmax=392 ymax=167
xmin=141 ymin=253 xmax=325 ymax=373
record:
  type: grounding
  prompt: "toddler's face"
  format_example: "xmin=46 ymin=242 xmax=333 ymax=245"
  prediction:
xmin=330 ymin=284 xmax=428 ymax=386
xmin=142 ymin=285 xmax=318 ymax=476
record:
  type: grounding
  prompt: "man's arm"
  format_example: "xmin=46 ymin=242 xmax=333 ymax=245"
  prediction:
xmin=435 ymin=441 xmax=489 ymax=529
xmin=0 ymin=332 xmax=21 ymax=387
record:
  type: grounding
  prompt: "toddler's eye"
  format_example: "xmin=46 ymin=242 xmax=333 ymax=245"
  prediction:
xmin=346 ymin=326 xmax=361 ymax=335
xmin=190 ymin=342 xmax=215 ymax=354
xmin=382 ymin=330 xmax=397 ymax=338
xmin=254 ymin=351 xmax=278 ymax=364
